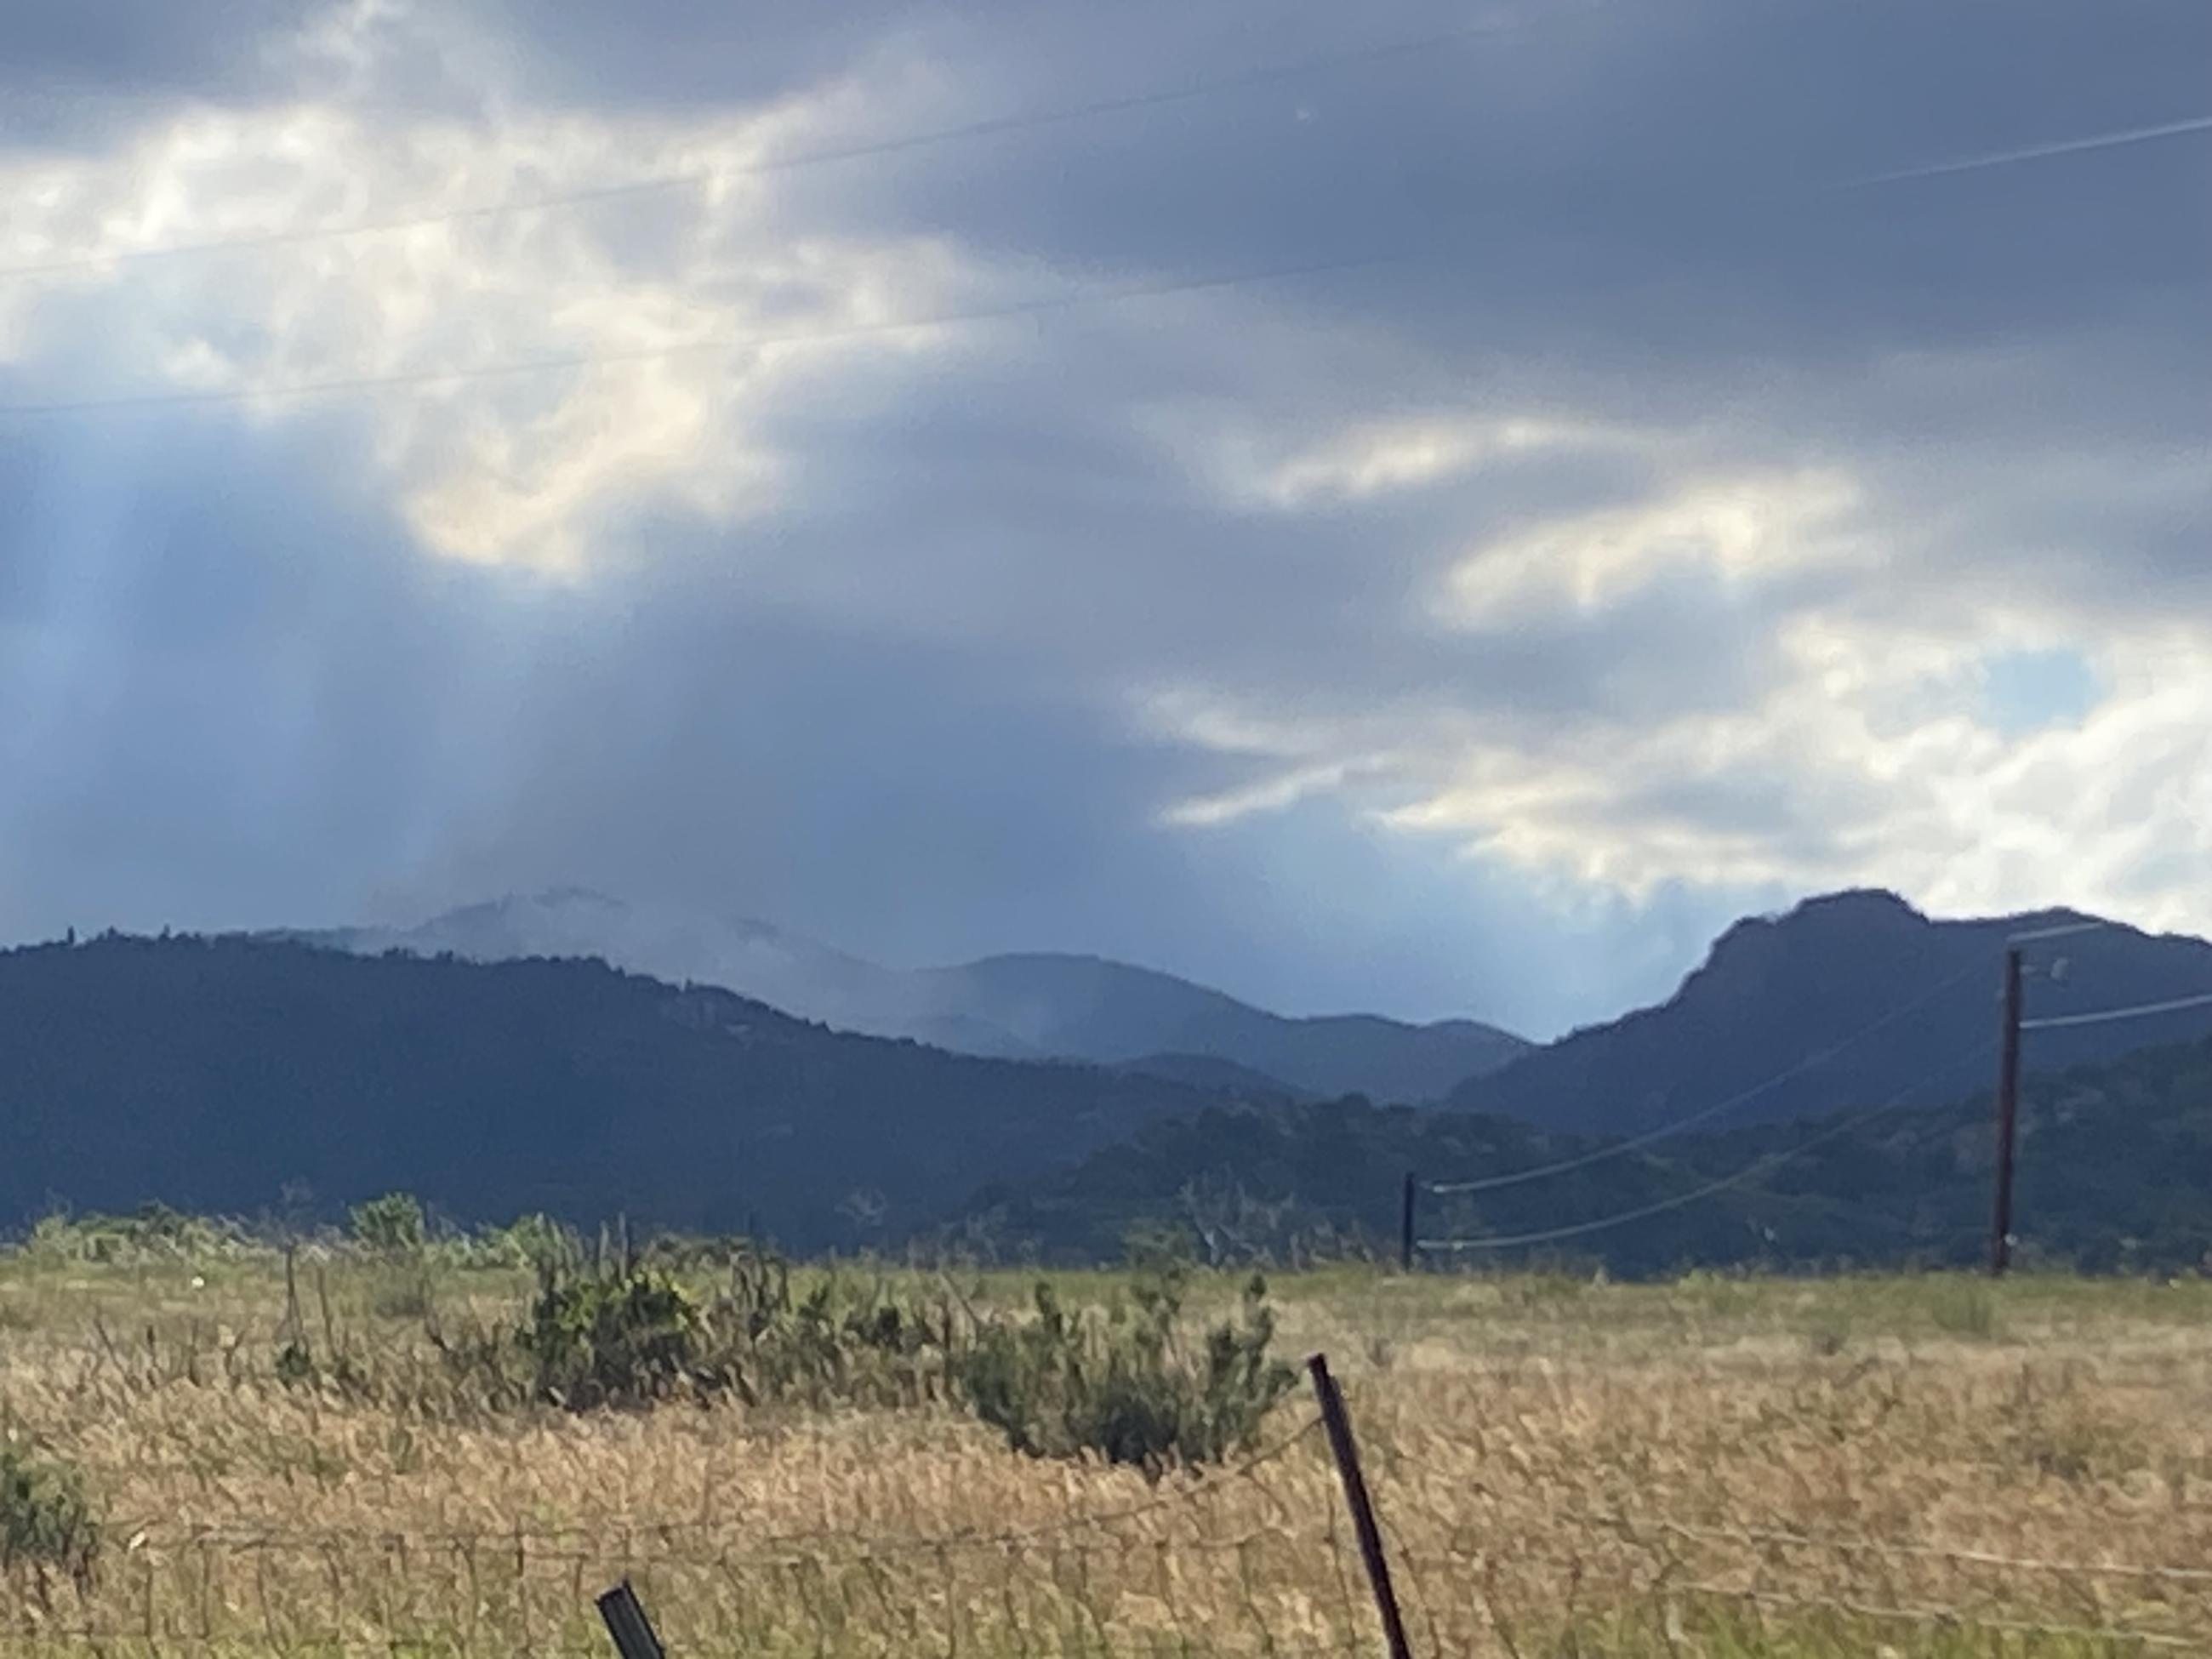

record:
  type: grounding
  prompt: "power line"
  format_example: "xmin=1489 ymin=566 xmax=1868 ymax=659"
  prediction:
xmin=0 ymin=251 xmax=1396 ymax=418
xmin=2021 ymin=988 xmax=2212 ymax=1032
xmin=2005 ymin=918 xmax=2111 ymax=945
xmin=1416 ymin=1041 xmax=1993 ymax=1254
xmin=0 ymin=6 xmax=1613 ymax=285
xmin=9 ymin=8 xmax=2182 ymax=289
xmin=1836 ymin=112 xmax=2212 ymax=190
xmin=1425 ymin=959 xmax=1984 ymax=1196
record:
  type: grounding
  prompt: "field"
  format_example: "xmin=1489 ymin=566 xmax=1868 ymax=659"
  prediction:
xmin=1 ymin=1242 xmax=2208 ymax=1657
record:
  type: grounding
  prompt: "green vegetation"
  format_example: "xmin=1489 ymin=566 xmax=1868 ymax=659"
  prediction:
xmin=0 ymin=1240 xmax=2203 ymax=1658
xmin=6 ymin=924 xmax=2209 ymax=1275
xmin=349 ymin=1191 xmax=428 ymax=1256
xmin=0 ymin=932 xmax=1223 ymax=1251
xmin=961 ymin=1035 xmax=2212 ymax=1272
xmin=0 ymin=1445 xmax=100 ymax=1599
xmin=955 ymin=1265 xmax=1296 ymax=1473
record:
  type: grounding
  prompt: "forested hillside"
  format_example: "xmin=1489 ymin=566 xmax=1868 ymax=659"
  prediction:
xmin=955 ymin=1035 xmax=2212 ymax=1272
xmin=0 ymin=933 xmax=1218 ymax=1249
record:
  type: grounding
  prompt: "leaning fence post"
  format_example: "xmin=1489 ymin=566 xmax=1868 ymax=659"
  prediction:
xmin=1307 ymin=1353 xmax=1414 ymax=1659
xmin=596 ymin=1578 xmax=668 ymax=1659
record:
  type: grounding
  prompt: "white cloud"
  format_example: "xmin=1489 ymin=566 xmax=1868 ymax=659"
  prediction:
xmin=1434 ymin=469 xmax=1863 ymax=626
xmin=1187 ymin=410 xmax=1622 ymax=510
xmin=3 ymin=0 xmax=2206 ymax=1028
xmin=0 ymin=28 xmax=1005 ymax=574
xmin=1144 ymin=394 xmax=2212 ymax=936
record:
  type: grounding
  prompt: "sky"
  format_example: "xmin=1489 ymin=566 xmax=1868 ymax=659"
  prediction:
xmin=0 ymin=0 xmax=2205 ymax=1040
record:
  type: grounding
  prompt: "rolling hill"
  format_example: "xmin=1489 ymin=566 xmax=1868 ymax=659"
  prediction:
xmin=1445 ymin=890 xmax=2212 ymax=1137
xmin=915 ymin=952 xmax=1526 ymax=1102
xmin=953 ymin=1033 xmax=2212 ymax=1273
xmin=299 ymin=890 xmax=1530 ymax=1101
xmin=0 ymin=932 xmax=1229 ymax=1249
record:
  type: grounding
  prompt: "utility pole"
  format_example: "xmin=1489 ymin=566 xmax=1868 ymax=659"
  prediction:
xmin=1989 ymin=945 xmax=2024 ymax=1277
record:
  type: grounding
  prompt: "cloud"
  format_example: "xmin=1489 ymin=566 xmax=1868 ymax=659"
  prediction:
xmin=0 ymin=0 xmax=2205 ymax=1037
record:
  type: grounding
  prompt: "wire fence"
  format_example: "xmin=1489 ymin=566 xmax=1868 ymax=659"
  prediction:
xmin=6 ymin=1397 xmax=2206 ymax=1658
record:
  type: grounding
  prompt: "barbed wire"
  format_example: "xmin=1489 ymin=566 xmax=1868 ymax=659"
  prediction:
xmin=0 ymin=1635 xmax=1372 ymax=1658
xmin=1630 ymin=1514 xmax=2212 ymax=1587
xmin=111 ymin=1416 xmax=1325 ymax=1551
xmin=1673 ymin=1580 xmax=2200 ymax=1651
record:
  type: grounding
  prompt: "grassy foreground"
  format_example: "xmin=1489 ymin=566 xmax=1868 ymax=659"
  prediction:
xmin=1 ymin=1247 xmax=2208 ymax=1657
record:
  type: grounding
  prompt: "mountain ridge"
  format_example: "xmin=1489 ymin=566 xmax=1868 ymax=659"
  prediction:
xmin=1447 ymin=889 xmax=2212 ymax=1135
xmin=0 ymin=932 xmax=1225 ymax=1249
xmin=295 ymin=890 xmax=1531 ymax=1102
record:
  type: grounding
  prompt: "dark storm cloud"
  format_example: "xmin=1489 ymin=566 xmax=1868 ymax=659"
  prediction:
xmin=0 ymin=2 xmax=300 ymax=101
xmin=1 ymin=0 xmax=2204 ymax=1035
xmin=503 ymin=0 xmax=2208 ymax=366
xmin=0 ymin=1 xmax=487 ymax=144
xmin=465 ymin=0 xmax=947 ymax=110
xmin=0 ymin=374 xmax=1731 ymax=1035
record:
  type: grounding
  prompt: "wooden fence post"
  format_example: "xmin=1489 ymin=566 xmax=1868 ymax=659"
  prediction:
xmin=596 ymin=1579 xmax=667 ymax=1659
xmin=1307 ymin=1353 xmax=1414 ymax=1659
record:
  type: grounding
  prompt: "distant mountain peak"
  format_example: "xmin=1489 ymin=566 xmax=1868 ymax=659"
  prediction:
xmin=1453 ymin=890 xmax=2212 ymax=1136
xmin=1787 ymin=887 xmax=1924 ymax=923
xmin=304 ymin=894 xmax=1528 ymax=1102
xmin=527 ymin=885 xmax=622 ymax=908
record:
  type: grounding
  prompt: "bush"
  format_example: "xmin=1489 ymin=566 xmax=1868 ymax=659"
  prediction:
xmin=22 ymin=1205 xmax=259 ymax=1264
xmin=473 ymin=1212 xmax=576 ymax=1271
xmin=955 ymin=1267 xmax=1296 ymax=1475
xmin=0 ymin=1445 xmax=100 ymax=1599
xmin=519 ymin=1263 xmax=708 ymax=1410
xmin=350 ymin=1193 xmax=427 ymax=1257
xmin=419 ymin=1236 xmax=1287 ymax=1449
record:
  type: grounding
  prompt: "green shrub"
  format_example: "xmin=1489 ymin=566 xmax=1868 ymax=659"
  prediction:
xmin=0 ymin=1445 xmax=100 ymax=1598
xmin=955 ymin=1267 xmax=1296 ymax=1475
xmin=22 ymin=1205 xmax=258 ymax=1264
xmin=519 ymin=1263 xmax=707 ymax=1409
xmin=350 ymin=1193 xmax=427 ymax=1257
xmin=473 ymin=1212 xmax=577 ymax=1271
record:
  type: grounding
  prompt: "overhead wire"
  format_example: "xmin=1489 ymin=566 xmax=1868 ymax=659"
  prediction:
xmin=0 ymin=28 xmax=2190 ymax=421
xmin=1425 ymin=956 xmax=1986 ymax=1196
xmin=2021 ymin=988 xmax=2212 ymax=1032
xmin=0 ymin=249 xmax=1396 ymax=418
xmin=2005 ymin=918 xmax=2112 ymax=945
xmin=0 ymin=3 xmax=1619 ymax=285
xmin=1417 ymin=1039 xmax=1996 ymax=1253
xmin=1835 ymin=112 xmax=2212 ymax=190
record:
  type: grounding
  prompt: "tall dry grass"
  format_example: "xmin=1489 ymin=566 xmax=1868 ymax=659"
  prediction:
xmin=1 ymin=1257 xmax=2208 ymax=1656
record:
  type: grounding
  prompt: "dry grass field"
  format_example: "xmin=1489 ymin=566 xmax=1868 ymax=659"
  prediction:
xmin=2 ymin=1246 xmax=2208 ymax=1657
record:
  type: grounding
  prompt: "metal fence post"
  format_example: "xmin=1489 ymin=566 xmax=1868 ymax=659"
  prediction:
xmin=1307 ymin=1353 xmax=1414 ymax=1659
xmin=597 ymin=1579 xmax=668 ymax=1659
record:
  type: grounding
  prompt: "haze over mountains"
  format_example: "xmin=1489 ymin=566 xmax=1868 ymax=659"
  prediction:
xmin=8 ymin=887 xmax=2210 ymax=1261
xmin=299 ymin=890 xmax=1531 ymax=1103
